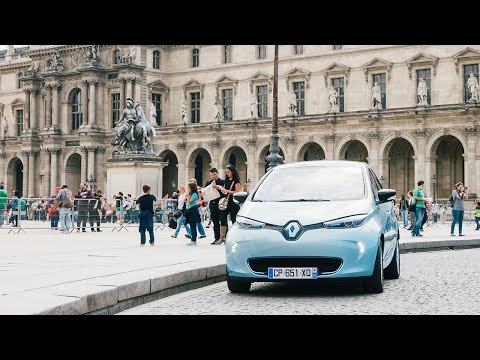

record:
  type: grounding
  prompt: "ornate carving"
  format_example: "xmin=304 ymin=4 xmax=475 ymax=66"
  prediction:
xmin=177 ymin=125 xmax=188 ymax=134
xmin=368 ymin=131 xmax=380 ymax=140
xmin=395 ymin=130 xmax=401 ymax=138
xmin=21 ymin=150 xmax=30 ymax=156
xmin=79 ymin=146 xmax=89 ymax=153
xmin=50 ymin=148 xmax=62 ymax=154
xmin=0 ymin=153 xmax=6 ymax=159
xmin=324 ymin=134 xmax=336 ymax=142
xmin=85 ymin=146 xmax=97 ymax=153
xmin=87 ymin=79 xmax=99 ymax=86
xmin=29 ymin=149 xmax=40 ymax=156
xmin=285 ymin=136 xmax=296 ymax=144
xmin=46 ymin=51 xmax=65 ymax=72
xmin=96 ymin=147 xmax=106 ymax=154
xmin=176 ymin=142 xmax=187 ymax=150
xmin=414 ymin=128 xmax=427 ymax=137
xmin=210 ymin=139 xmax=221 ymax=148
xmin=246 ymin=137 xmax=257 ymax=146
xmin=465 ymin=125 xmax=477 ymax=135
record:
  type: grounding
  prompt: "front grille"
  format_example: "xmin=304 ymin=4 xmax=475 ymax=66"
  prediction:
xmin=248 ymin=257 xmax=342 ymax=275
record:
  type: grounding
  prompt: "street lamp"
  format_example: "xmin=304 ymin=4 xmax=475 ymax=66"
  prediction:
xmin=431 ymin=174 xmax=437 ymax=202
xmin=86 ymin=174 xmax=96 ymax=192
xmin=379 ymin=175 xmax=385 ymax=188
xmin=266 ymin=45 xmax=284 ymax=171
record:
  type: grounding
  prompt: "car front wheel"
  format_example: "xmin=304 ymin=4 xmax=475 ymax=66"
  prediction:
xmin=363 ymin=245 xmax=384 ymax=294
xmin=226 ymin=271 xmax=251 ymax=293
xmin=384 ymin=237 xmax=400 ymax=279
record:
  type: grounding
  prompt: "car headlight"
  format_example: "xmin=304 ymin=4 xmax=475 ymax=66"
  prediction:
xmin=323 ymin=214 xmax=369 ymax=229
xmin=235 ymin=216 xmax=265 ymax=230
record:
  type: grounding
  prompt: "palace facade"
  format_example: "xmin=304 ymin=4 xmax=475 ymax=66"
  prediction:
xmin=0 ymin=44 xmax=479 ymax=199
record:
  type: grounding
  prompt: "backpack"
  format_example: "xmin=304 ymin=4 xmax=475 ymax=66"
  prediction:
xmin=448 ymin=193 xmax=455 ymax=208
xmin=62 ymin=190 xmax=74 ymax=208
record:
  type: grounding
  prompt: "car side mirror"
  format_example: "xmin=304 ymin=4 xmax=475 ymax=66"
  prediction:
xmin=233 ymin=191 xmax=248 ymax=204
xmin=378 ymin=189 xmax=396 ymax=203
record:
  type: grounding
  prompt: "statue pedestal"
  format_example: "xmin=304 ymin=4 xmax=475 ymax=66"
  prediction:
xmin=104 ymin=155 xmax=168 ymax=199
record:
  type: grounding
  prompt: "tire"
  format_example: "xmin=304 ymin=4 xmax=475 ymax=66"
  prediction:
xmin=226 ymin=271 xmax=251 ymax=293
xmin=384 ymin=237 xmax=400 ymax=279
xmin=363 ymin=245 xmax=384 ymax=294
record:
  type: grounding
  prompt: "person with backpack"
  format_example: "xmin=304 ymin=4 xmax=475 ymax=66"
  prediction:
xmin=399 ymin=194 xmax=409 ymax=228
xmin=450 ymin=182 xmax=468 ymax=236
xmin=56 ymin=184 xmax=73 ymax=233
xmin=474 ymin=199 xmax=480 ymax=230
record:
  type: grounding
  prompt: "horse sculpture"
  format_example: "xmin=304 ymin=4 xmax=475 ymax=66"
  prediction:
xmin=111 ymin=98 xmax=156 ymax=154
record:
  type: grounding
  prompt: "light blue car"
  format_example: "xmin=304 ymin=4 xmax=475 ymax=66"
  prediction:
xmin=226 ymin=160 xmax=400 ymax=294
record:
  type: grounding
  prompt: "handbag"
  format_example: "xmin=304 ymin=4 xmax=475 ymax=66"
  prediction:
xmin=218 ymin=181 xmax=235 ymax=211
xmin=173 ymin=209 xmax=183 ymax=219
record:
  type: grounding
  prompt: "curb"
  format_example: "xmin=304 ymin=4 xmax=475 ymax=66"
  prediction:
xmin=37 ymin=239 xmax=480 ymax=315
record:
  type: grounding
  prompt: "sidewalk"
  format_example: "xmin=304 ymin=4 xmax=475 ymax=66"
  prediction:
xmin=0 ymin=220 xmax=479 ymax=315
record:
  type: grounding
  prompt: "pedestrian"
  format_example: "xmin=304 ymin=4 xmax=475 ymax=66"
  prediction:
xmin=407 ymin=190 xmax=416 ymax=231
xmin=114 ymin=192 xmax=124 ymax=224
xmin=171 ymin=185 xmax=191 ymax=239
xmin=75 ymin=182 xmax=92 ymax=232
xmin=475 ymin=199 xmax=480 ymax=230
xmin=215 ymin=164 xmax=242 ymax=245
xmin=412 ymin=180 xmax=426 ymax=237
xmin=55 ymin=184 xmax=73 ymax=233
xmin=432 ymin=201 xmax=439 ymax=223
xmin=8 ymin=190 xmax=20 ymax=227
xmin=204 ymin=167 xmax=225 ymax=244
xmin=450 ymin=182 xmax=468 ymax=236
xmin=184 ymin=182 xmax=201 ymax=246
xmin=90 ymin=189 xmax=103 ymax=232
xmin=399 ymin=194 xmax=408 ymax=228
xmin=188 ymin=178 xmax=207 ymax=239
xmin=136 ymin=184 xmax=157 ymax=246
xmin=440 ymin=203 xmax=447 ymax=224
xmin=0 ymin=183 xmax=7 ymax=226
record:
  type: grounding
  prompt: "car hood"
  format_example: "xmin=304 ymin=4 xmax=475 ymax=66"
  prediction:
xmin=239 ymin=200 xmax=371 ymax=226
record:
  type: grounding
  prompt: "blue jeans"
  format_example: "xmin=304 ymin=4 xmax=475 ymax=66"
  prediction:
xmin=59 ymin=208 xmax=72 ymax=231
xmin=174 ymin=213 xmax=191 ymax=237
xmin=475 ymin=216 xmax=480 ymax=229
xmin=450 ymin=209 xmax=464 ymax=235
xmin=412 ymin=207 xmax=425 ymax=236
xmin=0 ymin=207 xmax=5 ymax=226
xmin=197 ymin=207 xmax=206 ymax=236
xmin=138 ymin=210 xmax=154 ymax=244
xmin=401 ymin=209 xmax=408 ymax=227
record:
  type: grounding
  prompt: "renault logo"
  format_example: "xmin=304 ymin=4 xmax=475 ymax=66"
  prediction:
xmin=283 ymin=221 xmax=302 ymax=240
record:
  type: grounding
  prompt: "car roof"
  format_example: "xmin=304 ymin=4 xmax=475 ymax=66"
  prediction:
xmin=272 ymin=160 xmax=369 ymax=170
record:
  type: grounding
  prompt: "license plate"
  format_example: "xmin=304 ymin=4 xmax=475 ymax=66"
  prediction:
xmin=267 ymin=267 xmax=318 ymax=279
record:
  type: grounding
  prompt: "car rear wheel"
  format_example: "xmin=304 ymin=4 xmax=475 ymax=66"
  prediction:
xmin=226 ymin=271 xmax=251 ymax=293
xmin=384 ymin=237 xmax=400 ymax=279
xmin=363 ymin=245 xmax=384 ymax=294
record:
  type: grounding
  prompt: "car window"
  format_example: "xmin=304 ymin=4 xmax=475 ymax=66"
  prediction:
xmin=369 ymin=169 xmax=381 ymax=202
xmin=252 ymin=166 xmax=366 ymax=202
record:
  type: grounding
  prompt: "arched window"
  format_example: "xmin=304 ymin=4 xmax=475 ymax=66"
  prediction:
xmin=113 ymin=49 xmax=121 ymax=65
xmin=192 ymin=48 xmax=199 ymax=67
xmin=71 ymin=89 xmax=82 ymax=130
xmin=153 ymin=50 xmax=160 ymax=69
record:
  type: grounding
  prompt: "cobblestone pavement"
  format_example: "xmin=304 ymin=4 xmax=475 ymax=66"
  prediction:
xmin=120 ymin=248 xmax=480 ymax=315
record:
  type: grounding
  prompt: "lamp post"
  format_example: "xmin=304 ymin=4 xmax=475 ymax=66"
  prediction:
xmin=379 ymin=175 xmax=385 ymax=188
xmin=86 ymin=174 xmax=96 ymax=192
xmin=266 ymin=45 xmax=283 ymax=171
xmin=431 ymin=174 xmax=437 ymax=202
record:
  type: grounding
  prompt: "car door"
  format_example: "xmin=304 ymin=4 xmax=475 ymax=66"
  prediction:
xmin=369 ymin=170 xmax=396 ymax=260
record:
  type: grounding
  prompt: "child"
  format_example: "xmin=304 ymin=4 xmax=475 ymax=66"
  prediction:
xmin=48 ymin=204 xmax=59 ymax=230
xmin=475 ymin=200 xmax=480 ymax=230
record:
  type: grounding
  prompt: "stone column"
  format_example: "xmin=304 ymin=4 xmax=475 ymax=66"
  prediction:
xmin=28 ymin=150 xmax=38 ymax=197
xmin=119 ymin=78 xmax=125 ymax=115
xmin=21 ymin=151 xmax=29 ymax=197
xmin=81 ymin=80 xmax=89 ymax=126
xmin=24 ymin=89 xmax=30 ymax=130
xmin=246 ymin=139 xmax=257 ymax=185
xmin=325 ymin=135 xmax=336 ymax=160
xmin=176 ymin=142 xmax=187 ymax=185
xmin=80 ymin=147 xmax=88 ymax=183
xmin=0 ymin=153 xmax=6 ymax=187
xmin=134 ymin=78 xmax=141 ymax=101
xmin=414 ymin=129 xmax=427 ymax=183
xmin=30 ymin=89 xmax=38 ymax=130
xmin=50 ymin=148 xmax=61 ymax=194
xmin=368 ymin=131 xmax=380 ymax=175
xmin=88 ymin=80 xmax=97 ymax=126
xmin=126 ymin=78 xmax=133 ymax=100
xmin=87 ymin=146 xmax=96 ymax=181
xmin=51 ymin=83 xmax=61 ymax=128
xmin=43 ymin=149 xmax=51 ymax=197
xmin=285 ymin=137 xmax=296 ymax=163
xmin=45 ymin=85 xmax=52 ymax=128
xmin=97 ymin=81 xmax=105 ymax=129
xmin=96 ymin=147 xmax=106 ymax=189
xmin=465 ymin=127 xmax=477 ymax=194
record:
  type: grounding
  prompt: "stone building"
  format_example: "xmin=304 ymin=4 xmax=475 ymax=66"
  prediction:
xmin=0 ymin=44 xmax=479 ymax=200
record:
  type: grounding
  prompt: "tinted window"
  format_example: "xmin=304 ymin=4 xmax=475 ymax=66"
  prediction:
xmin=253 ymin=166 xmax=366 ymax=202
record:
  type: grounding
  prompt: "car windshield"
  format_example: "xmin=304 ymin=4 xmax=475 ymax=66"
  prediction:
xmin=252 ymin=165 xmax=366 ymax=202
